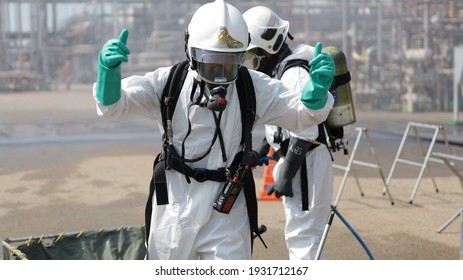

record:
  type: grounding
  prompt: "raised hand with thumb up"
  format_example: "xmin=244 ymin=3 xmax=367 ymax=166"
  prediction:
xmin=300 ymin=42 xmax=335 ymax=110
xmin=99 ymin=29 xmax=130 ymax=68
xmin=96 ymin=29 xmax=131 ymax=105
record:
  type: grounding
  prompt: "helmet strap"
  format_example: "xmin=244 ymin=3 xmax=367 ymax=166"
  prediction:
xmin=184 ymin=29 xmax=189 ymax=55
xmin=184 ymin=29 xmax=195 ymax=69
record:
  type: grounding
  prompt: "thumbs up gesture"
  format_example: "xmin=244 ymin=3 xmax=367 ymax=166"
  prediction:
xmin=308 ymin=42 xmax=335 ymax=92
xmin=96 ymin=29 xmax=130 ymax=106
xmin=300 ymin=42 xmax=335 ymax=110
xmin=99 ymin=29 xmax=131 ymax=68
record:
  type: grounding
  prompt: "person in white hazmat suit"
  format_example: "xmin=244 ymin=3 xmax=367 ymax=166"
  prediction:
xmin=243 ymin=6 xmax=334 ymax=260
xmin=93 ymin=0 xmax=334 ymax=260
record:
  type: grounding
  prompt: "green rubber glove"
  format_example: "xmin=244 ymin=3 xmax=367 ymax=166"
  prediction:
xmin=301 ymin=42 xmax=335 ymax=110
xmin=96 ymin=29 xmax=130 ymax=106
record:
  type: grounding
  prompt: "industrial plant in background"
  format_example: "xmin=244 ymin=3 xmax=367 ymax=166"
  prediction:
xmin=0 ymin=0 xmax=463 ymax=113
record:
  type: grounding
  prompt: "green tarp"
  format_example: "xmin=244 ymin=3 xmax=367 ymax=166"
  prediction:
xmin=7 ymin=225 xmax=146 ymax=260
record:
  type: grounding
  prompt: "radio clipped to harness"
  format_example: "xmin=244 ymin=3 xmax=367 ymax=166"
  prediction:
xmin=213 ymin=176 xmax=244 ymax=214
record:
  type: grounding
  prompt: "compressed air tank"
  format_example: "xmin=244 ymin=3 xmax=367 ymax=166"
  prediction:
xmin=322 ymin=46 xmax=356 ymax=127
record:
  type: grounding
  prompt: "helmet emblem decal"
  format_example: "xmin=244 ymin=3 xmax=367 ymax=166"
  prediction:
xmin=218 ymin=26 xmax=243 ymax=49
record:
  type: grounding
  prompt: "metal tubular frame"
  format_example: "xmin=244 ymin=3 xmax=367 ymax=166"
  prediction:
xmin=383 ymin=122 xmax=453 ymax=204
xmin=434 ymin=152 xmax=463 ymax=258
xmin=332 ymin=127 xmax=394 ymax=207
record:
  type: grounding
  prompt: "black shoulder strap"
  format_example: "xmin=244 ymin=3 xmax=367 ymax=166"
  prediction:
xmin=235 ymin=67 xmax=267 ymax=250
xmin=280 ymin=59 xmax=310 ymax=78
xmin=235 ymin=66 xmax=256 ymax=147
xmin=161 ymin=60 xmax=190 ymax=131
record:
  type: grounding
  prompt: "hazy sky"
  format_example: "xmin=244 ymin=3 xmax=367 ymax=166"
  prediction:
xmin=4 ymin=2 xmax=110 ymax=32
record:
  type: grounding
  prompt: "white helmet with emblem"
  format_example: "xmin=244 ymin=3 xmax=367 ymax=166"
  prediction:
xmin=186 ymin=0 xmax=249 ymax=85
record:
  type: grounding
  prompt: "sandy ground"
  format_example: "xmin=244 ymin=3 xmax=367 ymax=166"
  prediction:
xmin=1 ymin=84 xmax=463 ymax=260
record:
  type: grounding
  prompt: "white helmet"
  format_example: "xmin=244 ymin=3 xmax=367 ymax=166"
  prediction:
xmin=243 ymin=6 xmax=289 ymax=54
xmin=186 ymin=0 xmax=249 ymax=85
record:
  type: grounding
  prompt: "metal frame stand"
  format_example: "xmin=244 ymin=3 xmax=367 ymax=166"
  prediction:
xmin=437 ymin=208 xmax=463 ymax=233
xmin=436 ymin=208 xmax=463 ymax=260
xmin=432 ymin=152 xmax=463 ymax=189
xmin=332 ymin=127 xmax=394 ymax=207
xmin=434 ymin=152 xmax=463 ymax=259
xmin=383 ymin=122 xmax=453 ymax=204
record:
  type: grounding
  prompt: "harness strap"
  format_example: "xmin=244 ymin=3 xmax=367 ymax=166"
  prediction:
xmin=329 ymin=71 xmax=351 ymax=92
xmin=280 ymin=58 xmax=310 ymax=75
xmin=235 ymin=67 xmax=264 ymax=246
xmin=241 ymin=167 xmax=267 ymax=251
xmin=167 ymin=147 xmax=227 ymax=182
xmin=162 ymin=60 xmax=190 ymax=129
xmin=236 ymin=66 xmax=256 ymax=146
xmin=300 ymin=157 xmax=309 ymax=211
xmin=145 ymin=153 xmax=164 ymax=242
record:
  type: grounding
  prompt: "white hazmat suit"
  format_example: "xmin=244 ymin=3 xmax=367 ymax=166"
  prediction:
xmin=93 ymin=66 xmax=334 ymax=259
xmin=93 ymin=0 xmax=335 ymax=260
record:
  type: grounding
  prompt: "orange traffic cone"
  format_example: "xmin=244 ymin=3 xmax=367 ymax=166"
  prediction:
xmin=258 ymin=147 xmax=282 ymax=201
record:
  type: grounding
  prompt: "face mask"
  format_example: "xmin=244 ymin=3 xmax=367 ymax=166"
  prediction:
xmin=256 ymin=54 xmax=279 ymax=77
xmin=243 ymin=48 xmax=265 ymax=70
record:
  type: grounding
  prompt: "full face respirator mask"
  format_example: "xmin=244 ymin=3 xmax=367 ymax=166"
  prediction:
xmin=191 ymin=48 xmax=245 ymax=112
xmin=243 ymin=47 xmax=279 ymax=77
